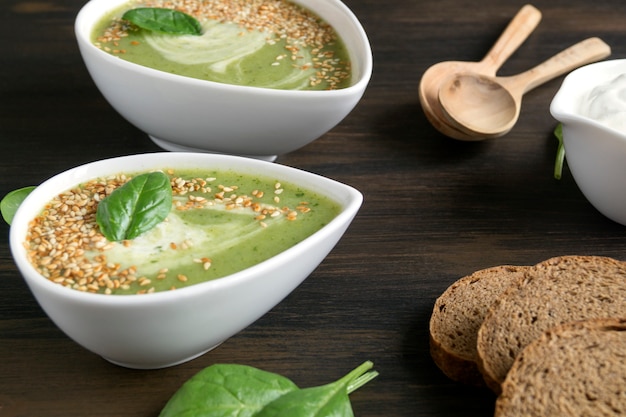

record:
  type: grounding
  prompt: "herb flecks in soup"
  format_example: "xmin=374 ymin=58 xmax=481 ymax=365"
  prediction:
xmin=93 ymin=0 xmax=352 ymax=90
xmin=25 ymin=169 xmax=341 ymax=295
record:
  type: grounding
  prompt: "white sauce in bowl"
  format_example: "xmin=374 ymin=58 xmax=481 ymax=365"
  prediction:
xmin=583 ymin=73 xmax=626 ymax=132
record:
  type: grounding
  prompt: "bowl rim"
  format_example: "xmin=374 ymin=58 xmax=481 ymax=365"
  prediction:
xmin=9 ymin=152 xmax=363 ymax=305
xmin=74 ymin=0 xmax=373 ymax=96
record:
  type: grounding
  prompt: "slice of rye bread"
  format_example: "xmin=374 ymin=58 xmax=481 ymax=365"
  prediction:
xmin=477 ymin=255 xmax=626 ymax=393
xmin=495 ymin=317 xmax=626 ymax=417
xmin=429 ymin=265 xmax=529 ymax=386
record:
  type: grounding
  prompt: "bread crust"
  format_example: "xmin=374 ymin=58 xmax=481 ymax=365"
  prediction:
xmin=495 ymin=317 xmax=626 ymax=417
xmin=429 ymin=265 xmax=528 ymax=386
xmin=476 ymin=255 xmax=626 ymax=393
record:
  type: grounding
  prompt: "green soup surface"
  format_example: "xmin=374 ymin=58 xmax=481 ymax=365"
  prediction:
xmin=92 ymin=0 xmax=352 ymax=90
xmin=25 ymin=168 xmax=342 ymax=294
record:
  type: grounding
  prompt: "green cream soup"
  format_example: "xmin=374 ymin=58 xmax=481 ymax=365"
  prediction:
xmin=92 ymin=0 xmax=352 ymax=90
xmin=26 ymin=169 xmax=341 ymax=295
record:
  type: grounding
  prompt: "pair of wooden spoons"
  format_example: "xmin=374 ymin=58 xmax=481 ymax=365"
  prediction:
xmin=419 ymin=5 xmax=611 ymax=141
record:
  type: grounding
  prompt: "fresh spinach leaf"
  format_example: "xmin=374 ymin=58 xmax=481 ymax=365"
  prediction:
xmin=1 ymin=186 xmax=36 ymax=225
xmin=160 ymin=362 xmax=377 ymax=417
xmin=255 ymin=361 xmax=378 ymax=417
xmin=96 ymin=171 xmax=172 ymax=242
xmin=554 ymin=123 xmax=565 ymax=180
xmin=159 ymin=364 xmax=299 ymax=417
xmin=122 ymin=7 xmax=202 ymax=36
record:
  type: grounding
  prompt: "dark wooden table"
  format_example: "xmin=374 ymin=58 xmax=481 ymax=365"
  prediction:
xmin=2 ymin=0 xmax=626 ymax=416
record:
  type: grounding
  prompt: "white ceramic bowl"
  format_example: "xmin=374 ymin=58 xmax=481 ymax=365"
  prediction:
xmin=75 ymin=0 xmax=372 ymax=161
xmin=550 ymin=59 xmax=626 ymax=226
xmin=9 ymin=153 xmax=362 ymax=369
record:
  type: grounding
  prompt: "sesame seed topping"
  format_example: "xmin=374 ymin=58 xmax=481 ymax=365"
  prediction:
xmin=95 ymin=0 xmax=351 ymax=90
xmin=24 ymin=169 xmax=313 ymax=295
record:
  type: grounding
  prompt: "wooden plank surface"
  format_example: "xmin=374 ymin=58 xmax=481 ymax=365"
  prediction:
xmin=2 ymin=0 xmax=626 ymax=416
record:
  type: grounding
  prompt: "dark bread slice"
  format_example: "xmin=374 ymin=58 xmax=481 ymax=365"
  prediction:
xmin=477 ymin=255 xmax=626 ymax=393
xmin=429 ymin=265 xmax=529 ymax=386
xmin=495 ymin=317 xmax=626 ymax=417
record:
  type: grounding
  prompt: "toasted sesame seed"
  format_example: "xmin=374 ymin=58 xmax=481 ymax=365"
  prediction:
xmin=138 ymin=277 xmax=151 ymax=286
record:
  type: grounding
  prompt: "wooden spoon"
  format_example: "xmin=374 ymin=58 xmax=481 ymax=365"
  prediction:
xmin=418 ymin=4 xmax=542 ymax=141
xmin=438 ymin=37 xmax=611 ymax=138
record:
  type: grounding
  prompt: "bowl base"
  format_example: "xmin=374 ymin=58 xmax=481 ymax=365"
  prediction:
xmin=149 ymin=136 xmax=278 ymax=162
xmin=101 ymin=342 xmax=224 ymax=369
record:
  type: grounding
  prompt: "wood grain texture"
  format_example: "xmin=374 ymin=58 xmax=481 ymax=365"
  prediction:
xmin=2 ymin=0 xmax=626 ymax=416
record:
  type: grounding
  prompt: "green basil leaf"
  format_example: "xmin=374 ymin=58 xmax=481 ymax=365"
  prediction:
xmin=96 ymin=171 xmax=172 ymax=242
xmin=159 ymin=364 xmax=299 ymax=417
xmin=1 ymin=186 xmax=36 ymax=225
xmin=255 ymin=361 xmax=378 ymax=417
xmin=554 ymin=123 xmax=565 ymax=180
xmin=122 ymin=7 xmax=202 ymax=36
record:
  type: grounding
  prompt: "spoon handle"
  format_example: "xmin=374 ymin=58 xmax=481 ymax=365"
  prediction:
xmin=479 ymin=4 xmax=542 ymax=75
xmin=505 ymin=37 xmax=612 ymax=94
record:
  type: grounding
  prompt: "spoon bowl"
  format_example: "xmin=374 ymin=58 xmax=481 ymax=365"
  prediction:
xmin=420 ymin=61 xmax=503 ymax=140
xmin=418 ymin=4 xmax=541 ymax=141
xmin=438 ymin=37 xmax=611 ymax=138
xmin=437 ymin=73 xmax=520 ymax=137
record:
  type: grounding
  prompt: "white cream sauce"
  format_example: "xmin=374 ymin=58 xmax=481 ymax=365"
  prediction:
xmin=92 ymin=201 xmax=282 ymax=276
xmin=142 ymin=20 xmax=317 ymax=89
xmin=583 ymin=73 xmax=626 ymax=132
xmin=143 ymin=20 xmax=268 ymax=73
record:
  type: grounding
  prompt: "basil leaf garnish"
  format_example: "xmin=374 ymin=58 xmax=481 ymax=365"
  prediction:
xmin=1 ymin=186 xmax=36 ymax=225
xmin=159 ymin=364 xmax=299 ymax=417
xmin=122 ymin=7 xmax=202 ymax=36
xmin=96 ymin=171 xmax=172 ymax=242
